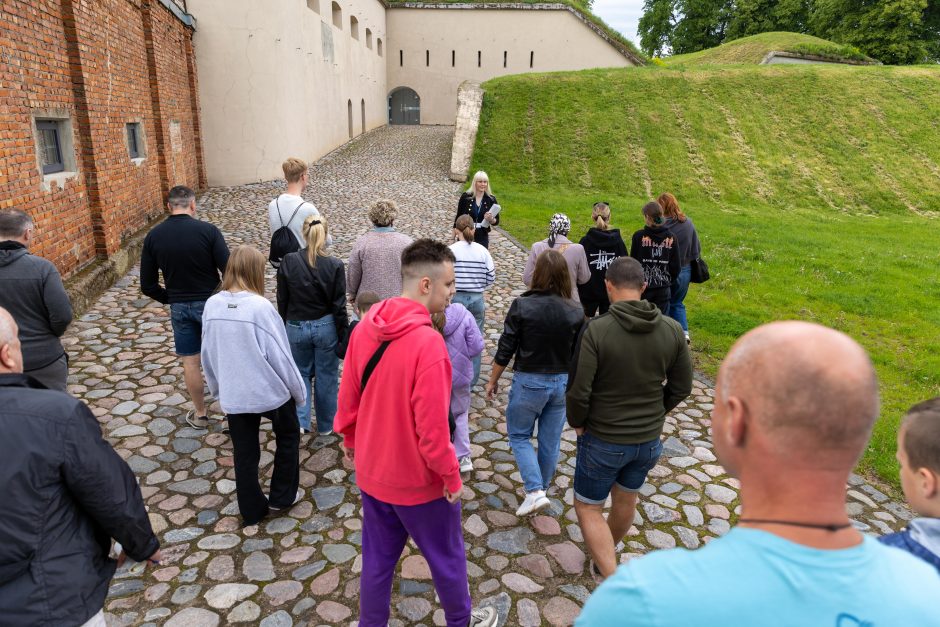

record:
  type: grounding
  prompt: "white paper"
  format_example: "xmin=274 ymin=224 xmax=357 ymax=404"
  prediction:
xmin=481 ymin=203 xmax=501 ymax=229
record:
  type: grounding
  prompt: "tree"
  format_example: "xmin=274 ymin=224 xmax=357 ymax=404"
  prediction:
xmin=639 ymin=0 xmax=677 ymax=57
xmin=811 ymin=0 xmax=929 ymax=64
xmin=670 ymin=0 xmax=733 ymax=54
xmin=726 ymin=0 xmax=811 ymax=40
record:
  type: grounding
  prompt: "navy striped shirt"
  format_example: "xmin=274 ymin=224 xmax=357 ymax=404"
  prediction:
xmin=449 ymin=241 xmax=495 ymax=292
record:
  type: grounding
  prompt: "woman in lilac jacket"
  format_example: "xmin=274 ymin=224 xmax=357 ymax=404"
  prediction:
xmin=439 ymin=302 xmax=484 ymax=473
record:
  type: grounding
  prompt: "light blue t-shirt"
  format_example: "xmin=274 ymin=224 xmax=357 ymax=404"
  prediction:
xmin=577 ymin=528 xmax=940 ymax=627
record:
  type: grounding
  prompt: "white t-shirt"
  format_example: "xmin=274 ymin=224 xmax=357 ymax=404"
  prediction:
xmin=267 ymin=194 xmax=323 ymax=247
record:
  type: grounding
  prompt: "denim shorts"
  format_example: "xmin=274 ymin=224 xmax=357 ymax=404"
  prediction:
xmin=574 ymin=433 xmax=663 ymax=504
xmin=170 ymin=300 xmax=206 ymax=356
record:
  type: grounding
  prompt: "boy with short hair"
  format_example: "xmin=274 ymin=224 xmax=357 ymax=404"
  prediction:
xmin=879 ymin=397 xmax=940 ymax=573
xmin=268 ymin=157 xmax=327 ymax=248
xmin=334 ymin=239 xmax=496 ymax=627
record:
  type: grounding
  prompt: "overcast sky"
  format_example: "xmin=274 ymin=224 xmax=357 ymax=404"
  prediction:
xmin=592 ymin=0 xmax=646 ymax=45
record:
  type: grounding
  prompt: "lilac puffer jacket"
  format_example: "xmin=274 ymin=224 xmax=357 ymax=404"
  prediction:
xmin=442 ymin=303 xmax=484 ymax=389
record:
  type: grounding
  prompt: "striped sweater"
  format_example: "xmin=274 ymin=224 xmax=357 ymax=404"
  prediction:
xmin=449 ymin=240 xmax=495 ymax=292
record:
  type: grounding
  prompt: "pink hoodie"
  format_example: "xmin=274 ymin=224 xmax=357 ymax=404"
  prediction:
xmin=334 ymin=297 xmax=461 ymax=505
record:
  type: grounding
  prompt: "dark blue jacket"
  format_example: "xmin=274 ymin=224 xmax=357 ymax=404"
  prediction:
xmin=879 ymin=527 xmax=940 ymax=574
xmin=0 ymin=375 xmax=159 ymax=625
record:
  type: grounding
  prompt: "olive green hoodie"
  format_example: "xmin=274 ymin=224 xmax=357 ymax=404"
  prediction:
xmin=566 ymin=299 xmax=693 ymax=444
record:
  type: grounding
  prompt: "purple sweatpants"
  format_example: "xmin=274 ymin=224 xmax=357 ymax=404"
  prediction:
xmin=359 ymin=491 xmax=471 ymax=627
xmin=451 ymin=384 xmax=472 ymax=459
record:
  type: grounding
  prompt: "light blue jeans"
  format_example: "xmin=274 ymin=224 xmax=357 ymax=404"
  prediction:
xmin=286 ymin=315 xmax=339 ymax=433
xmin=669 ymin=264 xmax=692 ymax=332
xmin=452 ymin=291 xmax=485 ymax=386
xmin=506 ymin=371 xmax=568 ymax=493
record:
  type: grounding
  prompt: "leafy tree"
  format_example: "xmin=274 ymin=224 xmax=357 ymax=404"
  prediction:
xmin=810 ymin=0 xmax=929 ymax=64
xmin=726 ymin=0 xmax=811 ymax=40
xmin=670 ymin=0 xmax=733 ymax=54
xmin=638 ymin=0 xmax=677 ymax=57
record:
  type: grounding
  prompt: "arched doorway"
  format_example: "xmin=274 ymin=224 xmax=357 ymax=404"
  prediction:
xmin=347 ymin=99 xmax=353 ymax=138
xmin=388 ymin=87 xmax=420 ymax=125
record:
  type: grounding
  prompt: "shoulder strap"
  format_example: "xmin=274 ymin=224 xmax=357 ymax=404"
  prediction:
xmin=360 ymin=340 xmax=392 ymax=393
xmin=286 ymin=201 xmax=305 ymax=228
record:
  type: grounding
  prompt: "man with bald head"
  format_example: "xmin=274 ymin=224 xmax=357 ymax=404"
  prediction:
xmin=577 ymin=321 xmax=940 ymax=626
xmin=0 ymin=307 xmax=161 ymax=626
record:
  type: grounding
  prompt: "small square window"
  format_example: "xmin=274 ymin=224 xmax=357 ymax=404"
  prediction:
xmin=36 ymin=120 xmax=64 ymax=175
xmin=126 ymin=122 xmax=144 ymax=159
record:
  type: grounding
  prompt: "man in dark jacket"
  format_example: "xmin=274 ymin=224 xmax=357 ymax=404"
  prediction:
xmin=0 ymin=209 xmax=73 ymax=391
xmin=566 ymin=257 xmax=692 ymax=579
xmin=0 ymin=307 xmax=161 ymax=626
xmin=141 ymin=185 xmax=229 ymax=429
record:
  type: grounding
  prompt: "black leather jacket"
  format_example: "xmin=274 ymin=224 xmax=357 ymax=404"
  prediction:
xmin=0 ymin=374 xmax=159 ymax=625
xmin=276 ymin=250 xmax=349 ymax=341
xmin=494 ymin=290 xmax=584 ymax=374
xmin=455 ymin=192 xmax=499 ymax=248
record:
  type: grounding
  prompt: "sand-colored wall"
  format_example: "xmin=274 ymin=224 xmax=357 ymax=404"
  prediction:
xmin=386 ymin=6 xmax=636 ymax=125
xmin=189 ymin=0 xmax=387 ymax=186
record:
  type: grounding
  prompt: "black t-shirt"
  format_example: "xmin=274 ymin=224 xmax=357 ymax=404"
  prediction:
xmin=140 ymin=214 xmax=230 ymax=304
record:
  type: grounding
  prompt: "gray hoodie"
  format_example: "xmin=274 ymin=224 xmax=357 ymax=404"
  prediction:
xmin=0 ymin=242 xmax=73 ymax=370
xmin=201 ymin=291 xmax=306 ymax=415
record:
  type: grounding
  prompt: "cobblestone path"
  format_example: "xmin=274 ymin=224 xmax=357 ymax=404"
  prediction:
xmin=68 ymin=126 xmax=912 ymax=627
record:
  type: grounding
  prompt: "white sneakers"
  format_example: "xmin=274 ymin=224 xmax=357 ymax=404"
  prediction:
xmin=269 ymin=488 xmax=304 ymax=512
xmin=469 ymin=606 xmax=498 ymax=627
xmin=459 ymin=456 xmax=474 ymax=473
xmin=515 ymin=490 xmax=551 ymax=516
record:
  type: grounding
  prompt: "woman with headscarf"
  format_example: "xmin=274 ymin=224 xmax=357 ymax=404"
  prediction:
xmin=522 ymin=213 xmax=590 ymax=305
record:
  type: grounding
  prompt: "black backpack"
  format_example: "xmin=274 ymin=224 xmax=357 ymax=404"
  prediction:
xmin=269 ymin=198 xmax=304 ymax=268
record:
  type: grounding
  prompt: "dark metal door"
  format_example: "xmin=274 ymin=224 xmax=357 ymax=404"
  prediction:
xmin=388 ymin=88 xmax=420 ymax=125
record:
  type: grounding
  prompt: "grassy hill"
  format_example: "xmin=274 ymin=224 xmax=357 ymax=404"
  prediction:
xmin=472 ymin=63 xmax=940 ymax=487
xmin=662 ymin=32 xmax=873 ymax=66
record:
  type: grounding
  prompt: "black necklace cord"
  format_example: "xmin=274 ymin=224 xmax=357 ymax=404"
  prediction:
xmin=738 ymin=518 xmax=854 ymax=532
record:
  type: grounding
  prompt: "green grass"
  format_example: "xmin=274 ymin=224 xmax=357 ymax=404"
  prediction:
xmin=473 ymin=64 xmax=940 ymax=488
xmin=663 ymin=32 xmax=873 ymax=66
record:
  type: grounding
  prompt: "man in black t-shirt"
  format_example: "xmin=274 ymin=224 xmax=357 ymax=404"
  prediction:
xmin=141 ymin=186 xmax=229 ymax=429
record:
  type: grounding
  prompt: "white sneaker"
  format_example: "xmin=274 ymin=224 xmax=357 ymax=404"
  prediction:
xmin=459 ymin=456 xmax=474 ymax=473
xmin=515 ymin=490 xmax=550 ymax=516
xmin=269 ymin=488 xmax=304 ymax=511
xmin=469 ymin=606 xmax=498 ymax=627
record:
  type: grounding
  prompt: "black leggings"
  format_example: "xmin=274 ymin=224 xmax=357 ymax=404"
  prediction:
xmin=227 ymin=400 xmax=300 ymax=526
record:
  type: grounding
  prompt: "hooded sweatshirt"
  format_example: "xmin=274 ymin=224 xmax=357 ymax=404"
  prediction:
xmin=630 ymin=225 xmax=681 ymax=291
xmin=566 ymin=299 xmax=693 ymax=444
xmin=0 ymin=241 xmax=73 ymax=370
xmin=442 ymin=302 xmax=484 ymax=390
xmin=577 ymin=228 xmax=629 ymax=304
xmin=334 ymin=297 xmax=461 ymax=505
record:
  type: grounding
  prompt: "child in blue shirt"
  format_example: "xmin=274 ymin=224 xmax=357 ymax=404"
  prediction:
xmin=879 ymin=397 xmax=940 ymax=573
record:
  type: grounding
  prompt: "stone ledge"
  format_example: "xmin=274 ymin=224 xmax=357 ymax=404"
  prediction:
xmin=450 ymin=81 xmax=485 ymax=182
xmin=64 ymin=216 xmax=165 ymax=317
xmin=760 ymin=50 xmax=880 ymax=66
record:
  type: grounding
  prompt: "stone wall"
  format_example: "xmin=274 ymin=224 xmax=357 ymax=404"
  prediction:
xmin=0 ymin=0 xmax=204 ymax=278
xmin=449 ymin=81 xmax=484 ymax=182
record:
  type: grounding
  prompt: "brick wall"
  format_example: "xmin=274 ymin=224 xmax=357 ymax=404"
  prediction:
xmin=0 ymin=0 xmax=204 ymax=277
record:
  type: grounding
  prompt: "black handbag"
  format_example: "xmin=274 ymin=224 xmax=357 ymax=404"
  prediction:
xmin=690 ymin=257 xmax=710 ymax=284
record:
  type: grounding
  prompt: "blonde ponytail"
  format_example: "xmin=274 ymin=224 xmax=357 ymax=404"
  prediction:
xmin=302 ymin=214 xmax=329 ymax=267
xmin=592 ymin=202 xmax=611 ymax=231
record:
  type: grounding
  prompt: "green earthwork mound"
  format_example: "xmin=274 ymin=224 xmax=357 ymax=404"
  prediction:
xmin=661 ymin=32 xmax=873 ymax=67
xmin=472 ymin=62 xmax=940 ymax=487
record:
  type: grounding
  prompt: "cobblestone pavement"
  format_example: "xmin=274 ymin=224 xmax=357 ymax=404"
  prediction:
xmin=67 ymin=126 xmax=912 ymax=627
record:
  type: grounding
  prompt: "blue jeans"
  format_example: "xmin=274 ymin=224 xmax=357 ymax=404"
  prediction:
xmin=170 ymin=300 xmax=206 ymax=356
xmin=669 ymin=264 xmax=691 ymax=332
xmin=506 ymin=371 xmax=568 ymax=493
xmin=451 ymin=291 xmax=485 ymax=386
xmin=286 ymin=315 xmax=339 ymax=433
xmin=574 ymin=433 xmax=663 ymax=504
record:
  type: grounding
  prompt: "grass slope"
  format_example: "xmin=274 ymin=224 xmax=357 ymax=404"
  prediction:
xmin=663 ymin=32 xmax=872 ymax=66
xmin=472 ymin=64 xmax=940 ymax=487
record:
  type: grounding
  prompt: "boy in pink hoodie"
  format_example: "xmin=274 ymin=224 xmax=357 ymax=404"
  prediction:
xmin=334 ymin=239 xmax=496 ymax=627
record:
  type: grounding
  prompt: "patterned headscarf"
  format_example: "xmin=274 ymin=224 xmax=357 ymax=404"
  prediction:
xmin=547 ymin=213 xmax=571 ymax=248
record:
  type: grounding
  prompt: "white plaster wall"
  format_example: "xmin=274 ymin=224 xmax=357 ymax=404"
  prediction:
xmin=190 ymin=0 xmax=387 ymax=186
xmin=386 ymin=7 xmax=635 ymax=125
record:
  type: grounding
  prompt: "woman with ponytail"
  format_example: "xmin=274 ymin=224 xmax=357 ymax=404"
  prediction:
xmin=276 ymin=214 xmax=348 ymax=435
xmin=522 ymin=213 xmax=590 ymax=305
xmin=449 ymin=214 xmax=495 ymax=388
xmin=577 ymin=202 xmax=628 ymax=317
xmin=629 ymin=201 xmax=680 ymax=315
